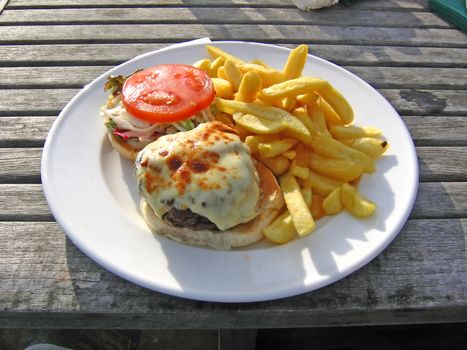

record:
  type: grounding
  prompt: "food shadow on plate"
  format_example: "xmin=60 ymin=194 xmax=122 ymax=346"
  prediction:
xmin=306 ymin=154 xmax=399 ymax=279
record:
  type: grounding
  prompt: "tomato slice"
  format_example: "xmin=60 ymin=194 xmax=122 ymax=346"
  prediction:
xmin=121 ymin=64 xmax=215 ymax=123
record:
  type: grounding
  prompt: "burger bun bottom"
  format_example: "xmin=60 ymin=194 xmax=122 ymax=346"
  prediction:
xmin=106 ymin=125 xmax=140 ymax=162
xmin=140 ymin=162 xmax=284 ymax=250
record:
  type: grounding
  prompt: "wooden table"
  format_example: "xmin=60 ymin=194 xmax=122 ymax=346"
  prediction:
xmin=1 ymin=0 xmax=466 ymax=339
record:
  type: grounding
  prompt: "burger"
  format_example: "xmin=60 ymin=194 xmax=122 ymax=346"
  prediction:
xmin=135 ymin=121 xmax=284 ymax=250
xmin=101 ymin=64 xmax=216 ymax=161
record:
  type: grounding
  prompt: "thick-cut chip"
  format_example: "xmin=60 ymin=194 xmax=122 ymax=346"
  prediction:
xmin=206 ymin=45 xmax=244 ymax=65
xmin=305 ymin=169 xmax=344 ymax=197
xmin=310 ymin=194 xmax=326 ymax=220
xmin=259 ymin=155 xmax=290 ymax=176
xmin=308 ymin=152 xmax=363 ymax=182
xmin=211 ymin=78 xmax=234 ymax=99
xmin=208 ymin=56 xmax=225 ymax=77
xmin=345 ymin=137 xmax=389 ymax=159
xmin=279 ymin=172 xmax=316 ymax=236
xmin=330 ymin=125 xmax=382 ymax=140
xmin=283 ymin=44 xmax=308 ymax=79
xmin=341 ymin=183 xmax=376 ymax=217
xmin=216 ymin=98 xmax=312 ymax=144
xmin=292 ymin=107 xmax=315 ymax=136
xmin=311 ymin=135 xmax=375 ymax=174
xmin=319 ymin=84 xmax=354 ymax=124
xmin=235 ymin=70 xmax=262 ymax=102
xmin=316 ymin=94 xmax=344 ymax=126
xmin=238 ymin=63 xmax=285 ymax=87
xmin=262 ymin=210 xmax=297 ymax=244
xmin=301 ymin=185 xmax=312 ymax=208
xmin=259 ymin=77 xmax=328 ymax=103
xmin=224 ymin=59 xmax=243 ymax=91
xmin=322 ymin=186 xmax=343 ymax=215
xmin=258 ymin=138 xmax=298 ymax=158
xmin=233 ymin=112 xmax=286 ymax=134
xmin=308 ymin=108 xmax=331 ymax=137
xmin=193 ymin=58 xmax=211 ymax=71
xmin=244 ymin=134 xmax=277 ymax=153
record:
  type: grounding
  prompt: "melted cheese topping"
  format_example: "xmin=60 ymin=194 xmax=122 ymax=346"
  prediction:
xmin=135 ymin=121 xmax=260 ymax=230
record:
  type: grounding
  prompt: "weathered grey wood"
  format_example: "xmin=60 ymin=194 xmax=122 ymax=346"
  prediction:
xmin=3 ymin=65 xmax=467 ymax=90
xmin=1 ymin=25 xmax=466 ymax=48
xmin=2 ymin=88 xmax=465 ymax=116
xmin=0 ymin=117 xmax=54 ymax=147
xmin=5 ymin=0 xmax=429 ymax=10
xmin=402 ymin=116 xmax=467 ymax=146
xmin=0 ymin=182 xmax=465 ymax=221
xmin=3 ymin=44 xmax=466 ymax=68
xmin=2 ymin=147 xmax=467 ymax=184
xmin=0 ymin=148 xmax=42 ymax=183
xmin=2 ymin=116 xmax=466 ymax=147
xmin=0 ymin=217 xmax=464 ymax=328
xmin=0 ymin=8 xmax=449 ymax=28
xmin=0 ymin=0 xmax=466 ymax=332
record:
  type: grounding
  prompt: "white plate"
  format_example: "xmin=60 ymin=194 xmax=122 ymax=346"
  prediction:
xmin=42 ymin=40 xmax=418 ymax=302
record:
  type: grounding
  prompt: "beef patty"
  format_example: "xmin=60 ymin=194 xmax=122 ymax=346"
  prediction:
xmin=163 ymin=208 xmax=219 ymax=231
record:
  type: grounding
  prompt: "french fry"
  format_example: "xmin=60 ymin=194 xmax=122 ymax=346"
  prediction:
xmin=319 ymin=84 xmax=354 ymax=124
xmin=292 ymin=107 xmax=315 ymax=136
xmin=291 ymin=164 xmax=309 ymax=179
xmin=279 ymin=172 xmax=316 ymax=236
xmin=322 ymin=186 xmax=343 ymax=215
xmin=238 ymin=63 xmax=286 ymax=87
xmin=215 ymin=98 xmax=312 ymax=144
xmin=317 ymin=94 xmax=344 ymax=126
xmin=345 ymin=138 xmax=389 ymax=159
xmin=310 ymin=194 xmax=326 ymax=220
xmin=306 ymin=169 xmax=344 ymax=197
xmin=282 ymin=149 xmax=297 ymax=160
xmin=259 ymin=155 xmax=290 ymax=176
xmin=206 ymin=45 xmax=244 ymax=65
xmin=217 ymin=66 xmax=227 ymax=80
xmin=258 ymin=138 xmax=298 ymax=158
xmin=308 ymin=152 xmax=363 ymax=182
xmin=193 ymin=58 xmax=211 ymax=71
xmin=291 ymin=144 xmax=310 ymax=179
xmin=211 ymin=78 xmax=234 ymax=99
xmin=330 ymin=125 xmax=382 ymax=140
xmin=283 ymin=44 xmax=308 ymax=79
xmin=259 ymin=77 xmax=328 ymax=103
xmin=296 ymin=92 xmax=319 ymax=106
xmin=311 ymin=135 xmax=375 ymax=174
xmin=262 ymin=210 xmax=297 ymax=244
xmin=208 ymin=56 xmax=225 ymax=78
xmin=341 ymin=183 xmax=376 ymax=217
xmin=301 ymin=185 xmax=313 ymax=208
xmin=308 ymin=107 xmax=331 ymax=137
xmin=235 ymin=70 xmax=262 ymax=102
xmin=233 ymin=112 xmax=286 ymax=135
xmin=224 ymin=59 xmax=243 ymax=91
xmin=244 ymin=134 xmax=277 ymax=154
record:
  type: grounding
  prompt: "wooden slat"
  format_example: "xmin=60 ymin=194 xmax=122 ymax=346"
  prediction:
xmin=2 ymin=65 xmax=466 ymax=90
xmin=0 ymin=117 xmax=54 ymax=147
xmin=2 ymin=147 xmax=467 ymax=184
xmin=0 ymin=182 xmax=465 ymax=221
xmin=2 ymin=44 xmax=466 ymax=68
xmin=2 ymin=116 xmax=466 ymax=147
xmin=1 ymin=88 xmax=465 ymax=116
xmin=0 ymin=25 xmax=465 ymax=47
xmin=5 ymin=0 xmax=429 ymax=10
xmin=0 ymin=8 xmax=448 ymax=28
xmin=1 ymin=217 xmax=465 ymax=328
